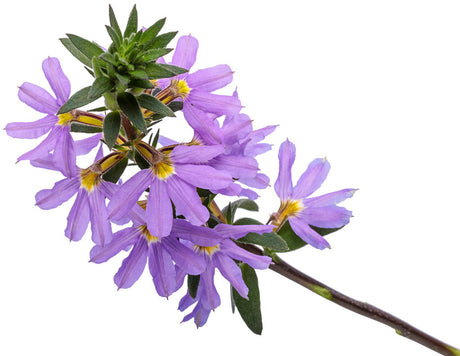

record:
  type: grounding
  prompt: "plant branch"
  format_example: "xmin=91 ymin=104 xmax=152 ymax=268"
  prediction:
xmin=243 ymin=244 xmax=460 ymax=356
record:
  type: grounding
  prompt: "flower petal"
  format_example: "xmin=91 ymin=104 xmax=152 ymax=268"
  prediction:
xmin=42 ymin=57 xmax=71 ymax=106
xmin=298 ymin=206 xmax=352 ymax=229
xmin=304 ymin=188 xmax=358 ymax=208
xmin=146 ymin=178 xmax=173 ymax=238
xmin=107 ymin=169 xmax=153 ymax=221
xmin=171 ymin=35 xmax=198 ymax=70
xmin=88 ymin=188 xmax=113 ymax=246
xmin=75 ymin=133 xmax=102 ymax=156
xmin=90 ymin=227 xmax=140 ymax=263
xmin=114 ymin=238 xmax=148 ymax=289
xmin=175 ymin=164 xmax=233 ymax=190
xmin=148 ymin=243 xmax=177 ymax=298
xmin=210 ymin=155 xmax=259 ymax=179
xmin=35 ymin=177 xmax=79 ymax=210
xmin=18 ymin=82 xmax=59 ymax=114
xmin=292 ymin=157 xmax=331 ymax=200
xmin=220 ymin=240 xmax=272 ymax=270
xmin=197 ymin=267 xmax=221 ymax=310
xmin=170 ymin=219 xmax=222 ymax=246
xmin=187 ymin=90 xmax=242 ymax=116
xmin=162 ymin=237 xmax=206 ymax=275
xmin=186 ymin=64 xmax=233 ymax=92
xmin=5 ymin=114 xmax=56 ymax=139
xmin=289 ymin=217 xmax=331 ymax=250
xmin=167 ymin=176 xmax=209 ymax=225
xmin=64 ymin=190 xmax=90 ymax=242
xmin=182 ymin=102 xmax=223 ymax=144
xmin=214 ymin=224 xmax=274 ymax=240
xmin=53 ymin=126 xmax=77 ymax=178
xmin=274 ymin=139 xmax=295 ymax=201
xmin=16 ymin=126 xmax=60 ymax=163
xmin=214 ymin=253 xmax=248 ymax=299
xmin=170 ymin=144 xmax=224 ymax=164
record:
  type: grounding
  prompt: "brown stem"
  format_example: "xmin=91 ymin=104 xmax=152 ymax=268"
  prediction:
xmin=243 ymin=244 xmax=460 ymax=356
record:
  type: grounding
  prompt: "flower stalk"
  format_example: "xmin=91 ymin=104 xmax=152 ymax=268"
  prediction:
xmin=243 ymin=243 xmax=459 ymax=356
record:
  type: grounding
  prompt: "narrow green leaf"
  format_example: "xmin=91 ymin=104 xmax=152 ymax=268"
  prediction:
xmin=88 ymin=76 xmax=114 ymax=99
xmin=117 ymin=92 xmax=146 ymax=133
xmin=222 ymin=199 xmax=259 ymax=226
xmin=123 ymin=4 xmax=138 ymax=38
xmin=91 ymin=56 xmax=104 ymax=78
xmin=145 ymin=63 xmax=188 ymax=79
xmin=67 ymin=34 xmax=103 ymax=63
xmin=232 ymin=264 xmax=263 ymax=335
xmin=103 ymin=111 xmax=121 ymax=149
xmin=148 ymin=31 xmax=177 ymax=49
xmin=128 ymin=79 xmax=155 ymax=89
xmin=99 ymin=52 xmax=118 ymax=67
xmin=102 ymin=155 xmax=128 ymax=183
xmin=108 ymin=5 xmax=123 ymax=39
xmin=142 ymin=48 xmax=173 ymax=62
xmin=57 ymin=86 xmax=98 ymax=114
xmin=115 ymin=72 xmax=131 ymax=86
xmin=128 ymin=69 xmax=148 ymax=80
xmin=70 ymin=122 xmax=102 ymax=133
xmin=151 ymin=129 xmax=160 ymax=148
xmin=238 ymin=231 xmax=288 ymax=252
xmin=106 ymin=25 xmax=121 ymax=48
xmin=233 ymin=218 xmax=263 ymax=226
xmin=187 ymin=275 xmax=200 ymax=299
xmin=137 ymin=94 xmax=175 ymax=117
xmin=134 ymin=149 xmax=150 ymax=170
xmin=60 ymin=38 xmax=92 ymax=67
xmin=140 ymin=18 xmax=166 ymax=44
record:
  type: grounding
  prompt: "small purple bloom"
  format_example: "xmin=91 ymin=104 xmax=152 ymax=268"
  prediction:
xmin=6 ymin=57 xmax=99 ymax=177
xmin=156 ymin=35 xmax=242 ymax=118
xmin=34 ymin=152 xmax=126 ymax=246
xmin=272 ymin=139 xmax=356 ymax=249
xmin=178 ymin=223 xmax=273 ymax=327
xmin=90 ymin=212 xmax=224 ymax=297
xmin=107 ymin=144 xmax=233 ymax=237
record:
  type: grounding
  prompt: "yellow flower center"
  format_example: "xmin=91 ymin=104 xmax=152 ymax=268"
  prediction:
xmin=272 ymin=199 xmax=304 ymax=226
xmin=193 ymin=244 xmax=220 ymax=257
xmin=80 ymin=166 xmax=102 ymax=192
xmin=139 ymin=225 xmax=160 ymax=244
xmin=57 ymin=112 xmax=74 ymax=126
xmin=155 ymin=79 xmax=190 ymax=105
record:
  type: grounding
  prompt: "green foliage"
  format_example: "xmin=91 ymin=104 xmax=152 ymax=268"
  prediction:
xmin=233 ymin=218 xmax=289 ymax=251
xmin=102 ymin=155 xmax=129 ymax=183
xmin=231 ymin=263 xmax=263 ymax=335
xmin=116 ymin=92 xmax=146 ymax=133
xmin=187 ymin=275 xmax=200 ymax=299
xmin=102 ymin=111 xmax=121 ymax=149
xmin=222 ymin=198 xmax=259 ymax=224
xmin=57 ymin=86 xmax=98 ymax=114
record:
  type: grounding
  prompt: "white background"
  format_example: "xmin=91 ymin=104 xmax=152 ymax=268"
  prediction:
xmin=1 ymin=1 xmax=459 ymax=355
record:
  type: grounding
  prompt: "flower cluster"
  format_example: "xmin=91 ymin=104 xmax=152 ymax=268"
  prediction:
xmin=7 ymin=6 xmax=355 ymax=331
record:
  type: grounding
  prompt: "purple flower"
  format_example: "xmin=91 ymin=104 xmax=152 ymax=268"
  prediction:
xmin=272 ymin=139 xmax=356 ymax=249
xmin=178 ymin=223 xmax=273 ymax=327
xmin=90 ymin=208 xmax=223 ymax=297
xmin=156 ymin=35 xmax=242 ymax=118
xmin=34 ymin=152 xmax=127 ymax=246
xmin=6 ymin=57 xmax=100 ymax=177
xmin=107 ymin=143 xmax=233 ymax=237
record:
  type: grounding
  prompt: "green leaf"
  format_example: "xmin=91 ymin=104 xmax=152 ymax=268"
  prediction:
xmin=232 ymin=264 xmax=263 ymax=335
xmin=222 ymin=199 xmax=259 ymax=225
xmin=128 ymin=79 xmax=155 ymax=89
xmin=233 ymin=218 xmax=288 ymax=251
xmin=142 ymin=48 xmax=173 ymax=62
xmin=108 ymin=5 xmax=123 ymax=39
xmin=134 ymin=148 xmax=150 ymax=170
xmin=102 ymin=155 xmax=128 ymax=183
xmin=88 ymin=76 xmax=114 ymax=99
xmin=238 ymin=232 xmax=288 ymax=252
xmin=187 ymin=275 xmax=200 ymax=299
xmin=123 ymin=5 xmax=138 ymax=38
xmin=145 ymin=63 xmax=188 ymax=79
xmin=58 ymin=86 xmax=98 ymax=114
xmin=140 ymin=18 xmax=166 ymax=44
xmin=67 ymin=34 xmax=104 ymax=63
xmin=99 ymin=52 xmax=118 ymax=67
xmin=103 ymin=111 xmax=121 ymax=149
xmin=148 ymin=31 xmax=177 ymax=48
xmin=105 ymin=25 xmax=121 ymax=49
xmin=137 ymin=94 xmax=175 ymax=117
xmin=117 ymin=92 xmax=146 ymax=132
xmin=70 ymin=122 xmax=102 ymax=133
xmin=128 ymin=69 xmax=148 ymax=80
xmin=60 ymin=38 xmax=93 ymax=67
